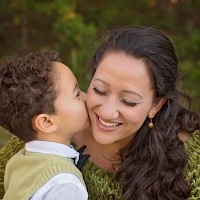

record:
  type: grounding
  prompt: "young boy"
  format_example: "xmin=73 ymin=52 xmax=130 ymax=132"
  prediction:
xmin=0 ymin=51 xmax=91 ymax=200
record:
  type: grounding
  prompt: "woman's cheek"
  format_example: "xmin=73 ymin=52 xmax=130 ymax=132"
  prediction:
xmin=86 ymin=87 xmax=94 ymax=109
xmin=124 ymin=106 xmax=148 ymax=124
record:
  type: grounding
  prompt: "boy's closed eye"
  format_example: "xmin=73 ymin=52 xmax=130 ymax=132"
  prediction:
xmin=76 ymin=90 xmax=80 ymax=97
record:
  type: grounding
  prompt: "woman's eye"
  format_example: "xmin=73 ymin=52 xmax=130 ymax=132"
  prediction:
xmin=93 ymin=87 xmax=107 ymax=95
xmin=76 ymin=90 xmax=80 ymax=97
xmin=122 ymin=99 xmax=137 ymax=107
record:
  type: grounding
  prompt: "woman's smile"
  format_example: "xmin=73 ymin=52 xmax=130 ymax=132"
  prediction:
xmin=96 ymin=113 xmax=122 ymax=131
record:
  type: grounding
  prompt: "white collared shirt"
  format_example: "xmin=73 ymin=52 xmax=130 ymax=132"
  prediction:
xmin=25 ymin=140 xmax=88 ymax=200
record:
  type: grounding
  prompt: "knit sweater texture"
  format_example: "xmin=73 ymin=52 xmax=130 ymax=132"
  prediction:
xmin=3 ymin=149 xmax=85 ymax=200
xmin=0 ymin=130 xmax=200 ymax=199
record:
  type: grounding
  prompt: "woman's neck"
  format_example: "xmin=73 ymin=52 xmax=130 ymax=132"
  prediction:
xmin=72 ymin=128 xmax=132 ymax=172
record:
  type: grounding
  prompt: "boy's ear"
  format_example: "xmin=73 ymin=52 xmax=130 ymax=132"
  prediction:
xmin=148 ymin=96 xmax=167 ymax=118
xmin=34 ymin=114 xmax=57 ymax=133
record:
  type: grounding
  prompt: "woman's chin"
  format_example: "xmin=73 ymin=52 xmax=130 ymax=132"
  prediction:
xmin=92 ymin=131 xmax=118 ymax=145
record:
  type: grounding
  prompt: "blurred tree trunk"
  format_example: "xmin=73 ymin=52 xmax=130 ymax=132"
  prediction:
xmin=20 ymin=5 xmax=29 ymax=55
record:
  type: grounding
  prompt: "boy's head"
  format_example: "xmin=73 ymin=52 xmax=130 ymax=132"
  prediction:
xmin=0 ymin=51 xmax=59 ymax=142
xmin=0 ymin=51 xmax=90 ymax=144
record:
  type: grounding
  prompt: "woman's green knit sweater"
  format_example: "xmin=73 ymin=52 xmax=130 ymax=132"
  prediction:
xmin=0 ymin=130 xmax=200 ymax=199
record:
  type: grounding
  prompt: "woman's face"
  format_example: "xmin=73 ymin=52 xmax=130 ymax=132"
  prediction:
xmin=87 ymin=52 xmax=155 ymax=146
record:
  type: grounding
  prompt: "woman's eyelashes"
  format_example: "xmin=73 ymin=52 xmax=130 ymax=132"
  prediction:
xmin=93 ymin=87 xmax=137 ymax=107
xmin=93 ymin=87 xmax=107 ymax=95
xmin=121 ymin=99 xmax=137 ymax=107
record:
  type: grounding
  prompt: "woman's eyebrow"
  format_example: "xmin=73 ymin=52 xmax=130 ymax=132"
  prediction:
xmin=121 ymin=90 xmax=143 ymax=99
xmin=94 ymin=78 xmax=110 ymax=86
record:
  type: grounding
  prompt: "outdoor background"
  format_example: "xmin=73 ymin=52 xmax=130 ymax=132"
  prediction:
xmin=0 ymin=0 xmax=200 ymax=148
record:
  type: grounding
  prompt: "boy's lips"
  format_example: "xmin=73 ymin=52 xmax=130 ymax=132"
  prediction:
xmin=95 ymin=114 xmax=122 ymax=132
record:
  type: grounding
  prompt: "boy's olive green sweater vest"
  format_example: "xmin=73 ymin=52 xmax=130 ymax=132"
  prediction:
xmin=3 ymin=149 xmax=85 ymax=200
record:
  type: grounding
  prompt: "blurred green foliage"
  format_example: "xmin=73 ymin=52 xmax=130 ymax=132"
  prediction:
xmin=0 ymin=0 xmax=199 ymax=116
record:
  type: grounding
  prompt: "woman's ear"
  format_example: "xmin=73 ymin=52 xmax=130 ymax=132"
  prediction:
xmin=34 ymin=114 xmax=57 ymax=133
xmin=148 ymin=96 xmax=167 ymax=118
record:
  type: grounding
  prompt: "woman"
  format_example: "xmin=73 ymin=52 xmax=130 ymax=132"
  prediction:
xmin=0 ymin=26 xmax=200 ymax=200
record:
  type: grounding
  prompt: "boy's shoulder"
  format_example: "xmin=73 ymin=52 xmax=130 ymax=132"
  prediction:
xmin=6 ymin=148 xmax=74 ymax=170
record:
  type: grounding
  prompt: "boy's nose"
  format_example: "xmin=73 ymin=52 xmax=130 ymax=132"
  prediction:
xmin=82 ymin=91 xmax=87 ymax=102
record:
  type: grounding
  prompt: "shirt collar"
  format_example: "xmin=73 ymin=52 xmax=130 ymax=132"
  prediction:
xmin=25 ymin=140 xmax=80 ymax=164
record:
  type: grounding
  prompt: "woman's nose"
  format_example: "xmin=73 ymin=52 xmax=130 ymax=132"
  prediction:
xmin=99 ymin=97 xmax=119 ymax=119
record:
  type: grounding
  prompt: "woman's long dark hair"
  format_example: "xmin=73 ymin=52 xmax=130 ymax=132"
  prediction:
xmin=91 ymin=26 xmax=200 ymax=200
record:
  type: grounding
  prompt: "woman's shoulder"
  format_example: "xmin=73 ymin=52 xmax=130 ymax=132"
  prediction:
xmin=184 ymin=130 xmax=200 ymax=166
xmin=184 ymin=129 xmax=200 ymax=154
xmin=0 ymin=135 xmax=25 ymax=160
xmin=184 ymin=130 xmax=200 ymax=198
xmin=0 ymin=135 xmax=25 ymax=171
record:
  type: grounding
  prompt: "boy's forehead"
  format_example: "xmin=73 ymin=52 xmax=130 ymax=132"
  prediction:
xmin=53 ymin=62 xmax=77 ymax=89
xmin=53 ymin=61 xmax=72 ymax=74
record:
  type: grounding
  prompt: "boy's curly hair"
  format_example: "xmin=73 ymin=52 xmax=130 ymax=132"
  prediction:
xmin=0 ymin=51 xmax=59 ymax=142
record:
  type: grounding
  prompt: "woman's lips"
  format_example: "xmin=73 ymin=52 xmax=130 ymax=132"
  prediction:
xmin=95 ymin=114 xmax=122 ymax=132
